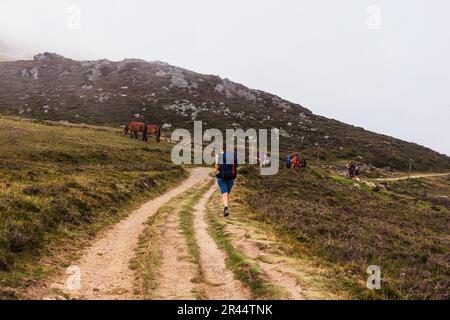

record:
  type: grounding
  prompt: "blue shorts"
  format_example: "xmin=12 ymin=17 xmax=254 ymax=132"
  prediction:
xmin=217 ymin=178 xmax=234 ymax=194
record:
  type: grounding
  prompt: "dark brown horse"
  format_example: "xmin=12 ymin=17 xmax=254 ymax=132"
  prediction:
xmin=124 ymin=122 xmax=161 ymax=143
xmin=143 ymin=124 xmax=161 ymax=143
xmin=123 ymin=122 xmax=145 ymax=139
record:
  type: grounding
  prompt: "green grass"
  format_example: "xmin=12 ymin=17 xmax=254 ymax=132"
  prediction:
xmin=330 ymin=175 xmax=355 ymax=186
xmin=0 ymin=116 xmax=187 ymax=298
xmin=132 ymin=205 xmax=173 ymax=298
xmin=178 ymin=187 xmax=209 ymax=278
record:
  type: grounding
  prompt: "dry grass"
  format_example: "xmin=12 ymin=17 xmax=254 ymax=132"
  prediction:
xmin=0 ymin=116 xmax=187 ymax=298
xmin=237 ymin=165 xmax=450 ymax=299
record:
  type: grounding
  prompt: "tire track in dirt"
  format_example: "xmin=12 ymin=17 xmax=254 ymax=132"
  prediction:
xmin=226 ymin=223 xmax=305 ymax=300
xmin=224 ymin=220 xmax=339 ymax=300
xmin=152 ymin=205 xmax=198 ymax=300
xmin=33 ymin=167 xmax=211 ymax=300
xmin=194 ymin=186 xmax=250 ymax=300
xmin=373 ymin=172 xmax=450 ymax=181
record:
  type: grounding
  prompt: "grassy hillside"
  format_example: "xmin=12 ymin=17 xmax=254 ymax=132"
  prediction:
xmin=237 ymin=166 xmax=450 ymax=299
xmin=0 ymin=117 xmax=187 ymax=297
xmin=1 ymin=55 xmax=449 ymax=172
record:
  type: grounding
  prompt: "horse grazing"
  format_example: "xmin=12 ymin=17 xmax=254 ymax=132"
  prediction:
xmin=124 ymin=122 xmax=145 ymax=139
xmin=123 ymin=122 xmax=161 ymax=143
xmin=143 ymin=124 xmax=161 ymax=143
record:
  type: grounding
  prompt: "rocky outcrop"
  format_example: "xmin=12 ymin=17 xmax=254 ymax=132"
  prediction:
xmin=33 ymin=52 xmax=65 ymax=61
xmin=86 ymin=60 xmax=111 ymax=81
xmin=215 ymin=78 xmax=256 ymax=101
xmin=116 ymin=58 xmax=145 ymax=72
xmin=21 ymin=67 xmax=39 ymax=80
xmin=170 ymin=68 xmax=189 ymax=88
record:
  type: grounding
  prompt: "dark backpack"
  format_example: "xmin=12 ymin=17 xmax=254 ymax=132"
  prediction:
xmin=217 ymin=152 xmax=237 ymax=180
xmin=285 ymin=155 xmax=292 ymax=168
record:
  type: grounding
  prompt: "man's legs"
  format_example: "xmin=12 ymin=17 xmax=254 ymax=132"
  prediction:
xmin=222 ymin=192 xmax=229 ymax=217
xmin=222 ymin=192 xmax=229 ymax=208
xmin=217 ymin=179 xmax=234 ymax=217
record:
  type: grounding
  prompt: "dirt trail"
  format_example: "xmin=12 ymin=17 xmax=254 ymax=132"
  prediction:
xmin=226 ymin=223 xmax=305 ymax=300
xmin=36 ymin=167 xmax=211 ymax=300
xmin=29 ymin=166 xmax=338 ymax=300
xmin=224 ymin=222 xmax=337 ymax=300
xmin=373 ymin=172 xmax=450 ymax=182
xmin=153 ymin=206 xmax=197 ymax=300
xmin=194 ymin=186 xmax=250 ymax=300
xmin=203 ymin=180 xmax=342 ymax=300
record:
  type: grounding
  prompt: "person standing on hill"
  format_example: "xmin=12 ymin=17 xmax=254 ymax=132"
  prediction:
xmin=285 ymin=154 xmax=292 ymax=169
xmin=349 ymin=162 xmax=356 ymax=178
xmin=354 ymin=164 xmax=361 ymax=177
xmin=214 ymin=144 xmax=238 ymax=217
xmin=292 ymin=154 xmax=301 ymax=168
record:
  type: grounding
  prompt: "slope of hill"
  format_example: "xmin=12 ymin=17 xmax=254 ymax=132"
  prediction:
xmin=0 ymin=52 xmax=449 ymax=171
xmin=237 ymin=166 xmax=450 ymax=299
xmin=0 ymin=116 xmax=186 ymax=298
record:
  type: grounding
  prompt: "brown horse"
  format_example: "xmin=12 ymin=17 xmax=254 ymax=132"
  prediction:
xmin=123 ymin=122 xmax=145 ymax=139
xmin=123 ymin=122 xmax=161 ymax=143
xmin=143 ymin=124 xmax=161 ymax=143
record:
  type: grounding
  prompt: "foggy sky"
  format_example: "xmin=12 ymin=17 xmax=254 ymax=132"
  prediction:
xmin=1 ymin=0 xmax=449 ymax=155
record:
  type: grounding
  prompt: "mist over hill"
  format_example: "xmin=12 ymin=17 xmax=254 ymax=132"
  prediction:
xmin=0 ymin=41 xmax=32 ymax=62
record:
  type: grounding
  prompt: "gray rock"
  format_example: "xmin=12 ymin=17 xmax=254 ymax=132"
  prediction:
xmin=33 ymin=52 xmax=65 ymax=61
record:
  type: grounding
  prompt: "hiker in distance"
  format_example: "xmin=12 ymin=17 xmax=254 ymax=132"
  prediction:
xmin=214 ymin=143 xmax=238 ymax=217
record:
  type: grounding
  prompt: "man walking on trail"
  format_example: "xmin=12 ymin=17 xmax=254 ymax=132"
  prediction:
xmin=215 ymin=144 xmax=238 ymax=217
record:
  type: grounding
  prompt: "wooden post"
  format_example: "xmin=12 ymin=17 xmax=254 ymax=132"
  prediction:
xmin=316 ymin=144 xmax=320 ymax=163
xmin=408 ymin=159 xmax=412 ymax=179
